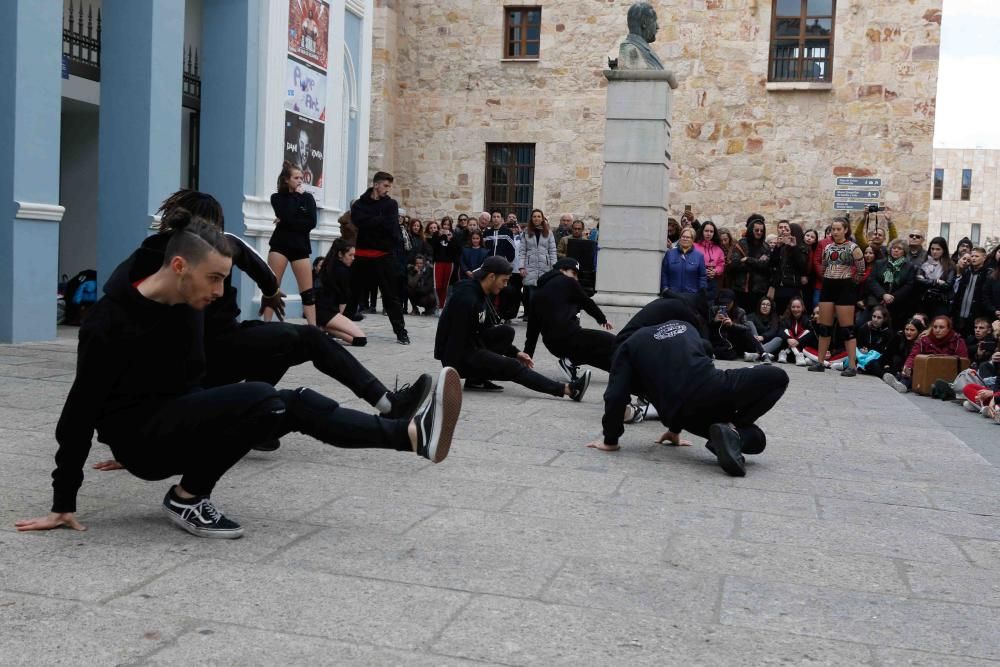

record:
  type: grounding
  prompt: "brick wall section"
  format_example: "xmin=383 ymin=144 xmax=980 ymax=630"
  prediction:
xmin=370 ymin=0 xmax=942 ymax=232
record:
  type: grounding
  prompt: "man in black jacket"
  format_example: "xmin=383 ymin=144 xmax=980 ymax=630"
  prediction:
xmin=16 ymin=217 xmax=461 ymax=539
xmin=350 ymin=171 xmax=410 ymax=344
xmin=114 ymin=191 xmax=432 ymax=453
xmin=524 ymin=258 xmax=614 ymax=380
xmin=953 ymin=247 xmax=990 ymax=336
xmin=435 ymin=256 xmax=592 ymax=400
xmin=589 ymin=320 xmax=789 ymax=477
xmin=481 ymin=210 xmax=523 ymax=321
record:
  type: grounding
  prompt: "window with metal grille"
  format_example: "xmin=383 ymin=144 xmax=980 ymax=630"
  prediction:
xmin=933 ymin=168 xmax=944 ymax=200
xmin=961 ymin=169 xmax=972 ymax=201
xmin=504 ymin=7 xmax=541 ymax=59
xmin=485 ymin=143 xmax=535 ymax=224
xmin=768 ymin=0 xmax=835 ymax=82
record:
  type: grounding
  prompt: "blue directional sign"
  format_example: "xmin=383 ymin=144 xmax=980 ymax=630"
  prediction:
xmin=837 ymin=177 xmax=881 ymax=187
xmin=834 ymin=201 xmax=870 ymax=211
xmin=834 ymin=189 xmax=881 ymax=199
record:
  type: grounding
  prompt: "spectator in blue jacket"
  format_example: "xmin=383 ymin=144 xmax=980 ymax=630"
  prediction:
xmin=661 ymin=227 xmax=707 ymax=294
xmin=460 ymin=231 xmax=490 ymax=279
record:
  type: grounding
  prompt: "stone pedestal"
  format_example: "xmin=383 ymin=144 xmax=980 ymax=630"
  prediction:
xmin=594 ymin=69 xmax=678 ymax=307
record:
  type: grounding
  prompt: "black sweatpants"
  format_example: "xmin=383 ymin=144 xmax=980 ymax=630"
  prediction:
xmin=547 ymin=328 xmax=615 ymax=372
xmin=669 ymin=365 xmax=789 ymax=455
xmin=112 ymin=383 xmax=411 ymax=498
xmin=460 ymin=324 xmax=565 ymax=397
xmin=349 ymin=255 xmax=407 ymax=334
xmin=498 ymin=273 xmax=523 ymax=320
xmin=205 ymin=321 xmax=387 ymax=407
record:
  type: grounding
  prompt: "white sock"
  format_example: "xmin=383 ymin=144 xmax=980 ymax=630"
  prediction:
xmin=375 ymin=394 xmax=393 ymax=414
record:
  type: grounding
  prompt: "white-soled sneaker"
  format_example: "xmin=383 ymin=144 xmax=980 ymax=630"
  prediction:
xmin=963 ymin=399 xmax=980 ymax=413
xmin=414 ymin=367 xmax=462 ymax=463
xmin=162 ymin=488 xmax=243 ymax=539
xmin=558 ymin=357 xmax=579 ymax=381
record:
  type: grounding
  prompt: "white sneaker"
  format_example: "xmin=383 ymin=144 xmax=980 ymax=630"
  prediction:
xmin=774 ymin=353 xmax=787 ymax=364
xmin=743 ymin=352 xmax=758 ymax=362
xmin=882 ymin=372 xmax=908 ymax=394
xmin=794 ymin=353 xmax=809 ymax=367
xmin=963 ymin=399 xmax=980 ymax=413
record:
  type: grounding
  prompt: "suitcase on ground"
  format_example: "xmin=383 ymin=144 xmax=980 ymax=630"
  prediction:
xmin=912 ymin=354 xmax=970 ymax=396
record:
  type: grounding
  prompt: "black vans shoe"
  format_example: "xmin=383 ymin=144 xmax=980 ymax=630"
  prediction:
xmin=465 ymin=379 xmax=504 ymax=392
xmin=251 ymin=439 xmax=281 ymax=452
xmin=558 ymin=357 xmax=579 ymax=381
xmin=388 ymin=373 xmax=433 ymax=420
xmin=414 ymin=367 xmax=462 ymax=463
xmin=162 ymin=487 xmax=244 ymax=539
xmin=396 ymin=331 xmax=411 ymax=345
xmin=569 ymin=369 xmax=592 ymax=402
xmin=708 ymin=423 xmax=746 ymax=477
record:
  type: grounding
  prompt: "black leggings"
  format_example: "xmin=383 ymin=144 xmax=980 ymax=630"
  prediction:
xmin=670 ymin=365 xmax=789 ymax=455
xmin=548 ymin=328 xmax=615 ymax=372
xmin=460 ymin=325 xmax=565 ymax=397
xmin=112 ymin=383 xmax=411 ymax=498
xmin=206 ymin=321 xmax=387 ymax=407
xmin=349 ymin=255 xmax=407 ymax=334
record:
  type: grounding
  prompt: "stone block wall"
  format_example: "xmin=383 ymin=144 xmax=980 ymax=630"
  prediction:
xmin=370 ymin=0 xmax=942 ymax=232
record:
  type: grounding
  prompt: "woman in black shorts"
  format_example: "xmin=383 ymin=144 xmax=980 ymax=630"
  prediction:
xmin=263 ymin=161 xmax=318 ymax=325
xmin=316 ymin=239 xmax=367 ymax=345
xmin=809 ymin=217 xmax=866 ymax=376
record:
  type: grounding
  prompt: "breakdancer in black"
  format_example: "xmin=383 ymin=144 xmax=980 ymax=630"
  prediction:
xmin=588 ymin=319 xmax=788 ymax=477
xmin=523 ymin=258 xmax=615 ymax=380
xmin=16 ymin=216 xmax=462 ymax=538
xmin=112 ymin=190 xmax=431 ymax=451
xmin=435 ymin=256 xmax=592 ymax=400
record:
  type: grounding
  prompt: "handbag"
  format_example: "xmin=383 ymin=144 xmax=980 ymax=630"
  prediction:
xmin=952 ymin=368 xmax=983 ymax=394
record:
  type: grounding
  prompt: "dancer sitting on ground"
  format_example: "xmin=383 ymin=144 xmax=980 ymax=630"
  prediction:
xmin=524 ymin=257 xmax=614 ymax=381
xmin=773 ymin=297 xmax=814 ymax=365
xmin=15 ymin=218 xmax=461 ymax=539
xmin=809 ymin=217 xmax=866 ymax=376
xmin=434 ymin=256 xmax=592 ymax=400
xmin=315 ymin=238 xmax=367 ymax=345
xmin=884 ymin=315 xmax=968 ymax=394
xmin=262 ymin=161 xmax=318 ymax=325
xmin=588 ymin=319 xmax=789 ymax=477
xmin=749 ymin=295 xmax=782 ymax=358
xmin=108 ymin=190 xmax=432 ymax=453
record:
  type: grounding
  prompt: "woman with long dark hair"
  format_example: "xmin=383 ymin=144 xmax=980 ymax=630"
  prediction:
xmin=917 ymin=236 xmax=955 ymax=318
xmin=521 ymin=208 xmax=558 ymax=315
xmin=263 ymin=161 xmax=318 ymax=325
xmin=768 ymin=220 xmax=809 ymax=316
xmin=695 ymin=220 xmax=726 ymax=299
xmin=316 ymin=239 xmax=366 ymax=345
xmin=809 ymin=218 xmax=865 ymax=376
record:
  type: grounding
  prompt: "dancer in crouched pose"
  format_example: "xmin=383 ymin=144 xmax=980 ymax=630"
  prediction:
xmin=16 ymin=219 xmax=461 ymax=539
xmin=589 ymin=319 xmax=789 ymax=477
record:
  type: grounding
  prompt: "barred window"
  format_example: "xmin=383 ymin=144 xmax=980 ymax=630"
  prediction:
xmin=768 ymin=0 xmax=835 ymax=82
xmin=485 ymin=143 xmax=535 ymax=224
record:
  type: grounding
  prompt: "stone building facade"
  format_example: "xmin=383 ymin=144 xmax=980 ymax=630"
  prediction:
xmin=929 ymin=148 xmax=1000 ymax=250
xmin=368 ymin=0 xmax=942 ymax=232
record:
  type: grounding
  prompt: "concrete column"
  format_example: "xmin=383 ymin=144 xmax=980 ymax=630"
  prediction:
xmin=0 ymin=1 xmax=64 ymax=342
xmin=97 ymin=0 xmax=184 ymax=287
xmin=594 ymin=69 xmax=678 ymax=307
xmin=200 ymin=0 xmax=260 ymax=318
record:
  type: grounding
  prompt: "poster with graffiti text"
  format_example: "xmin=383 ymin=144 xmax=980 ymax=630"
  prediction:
xmin=288 ymin=0 xmax=329 ymax=71
xmin=284 ymin=111 xmax=325 ymax=203
xmin=285 ymin=56 xmax=327 ymax=122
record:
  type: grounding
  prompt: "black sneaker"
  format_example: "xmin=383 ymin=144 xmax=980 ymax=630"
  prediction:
xmin=624 ymin=402 xmax=645 ymax=424
xmin=807 ymin=362 xmax=825 ymax=373
xmin=569 ymin=369 xmax=592 ymax=402
xmin=840 ymin=366 xmax=857 ymax=377
xmin=465 ymin=379 xmax=504 ymax=392
xmin=161 ymin=487 xmax=244 ymax=539
xmin=558 ymin=357 xmax=579 ymax=381
xmin=708 ymin=423 xmax=746 ymax=477
xmin=388 ymin=373 xmax=433 ymax=420
xmin=396 ymin=331 xmax=411 ymax=345
xmin=251 ymin=439 xmax=281 ymax=452
xmin=349 ymin=312 xmax=365 ymax=322
xmin=414 ymin=367 xmax=462 ymax=463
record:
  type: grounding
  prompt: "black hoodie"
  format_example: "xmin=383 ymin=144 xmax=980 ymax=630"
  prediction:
xmin=51 ymin=265 xmax=207 ymax=513
xmin=351 ymin=187 xmax=402 ymax=253
xmin=434 ymin=279 xmax=515 ymax=370
xmin=108 ymin=232 xmax=277 ymax=339
xmin=523 ymin=270 xmax=607 ymax=357
xmin=615 ymin=291 xmax=709 ymax=348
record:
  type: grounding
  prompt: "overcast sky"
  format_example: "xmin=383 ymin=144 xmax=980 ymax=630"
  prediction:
xmin=935 ymin=0 xmax=1000 ymax=148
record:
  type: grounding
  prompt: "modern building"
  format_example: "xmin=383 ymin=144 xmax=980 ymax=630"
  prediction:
xmin=369 ymin=0 xmax=942 ymax=233
xmin=2 ymin=0 xmax=375 ymax=343
xmin=928 ymin=148 xmax=1000 ymax=250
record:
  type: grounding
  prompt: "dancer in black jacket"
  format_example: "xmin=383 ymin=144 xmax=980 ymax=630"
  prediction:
xmin=435 ymin=256 xmax=592 ymax=400
xmin=16 ymin=216 xmax=461 ymax=539
xmin=108 ymin=190 xmax=431 ymax=453
xmin=524 ymin=258 xmax=614 ymax=380
xmin=263 ymin=161 xmax=318 ymax=325
xmin=589 ymin=320 xmax=788 ymax=477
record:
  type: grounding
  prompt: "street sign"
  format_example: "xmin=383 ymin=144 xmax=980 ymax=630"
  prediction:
xmin=837 ymin=177 xmax=881 ymax=187
xmin=834 ymin=201 xmax=869 ymax=211
xmin=834 ymin=189 xmax=880 ymax=199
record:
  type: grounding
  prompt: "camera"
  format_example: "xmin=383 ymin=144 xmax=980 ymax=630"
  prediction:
xmin=867 ymin=204 xmax=882 ymax=213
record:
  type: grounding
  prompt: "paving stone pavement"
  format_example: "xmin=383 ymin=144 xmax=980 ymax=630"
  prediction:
xmin=2 ymin=314 xmax=1000 ymax=665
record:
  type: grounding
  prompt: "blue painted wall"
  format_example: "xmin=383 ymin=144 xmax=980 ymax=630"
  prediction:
xmin=0 ymin=0 xmax=63 ymax=342
xmin=200 ymin=0 xmax=260 ymax=319
xmin=344 ymin=11 xmax=363 ymax=205
xmin=96 ymin=0 xmax=183 ymax=289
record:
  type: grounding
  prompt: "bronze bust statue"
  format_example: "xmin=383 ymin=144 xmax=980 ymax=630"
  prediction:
xmin=618 ymin=2 xmax=664 ymax=70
